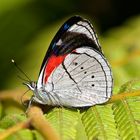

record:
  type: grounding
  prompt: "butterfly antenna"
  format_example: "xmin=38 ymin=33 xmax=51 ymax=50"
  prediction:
xmin=17 ymin=75 xmax=29 ymax=82
xmin=11 ymin=59 xmax=31 ymax=81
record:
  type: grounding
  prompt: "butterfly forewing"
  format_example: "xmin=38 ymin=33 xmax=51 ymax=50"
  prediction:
xmin=39 ymin=16 xmax=101 ymax=73
xmin=68 ymin=20 xmax=100 ymax=49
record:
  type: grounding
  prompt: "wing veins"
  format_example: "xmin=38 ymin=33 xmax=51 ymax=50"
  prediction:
xmin=62 ymin=61 xmax=82 ymax=93
xmin=76 ymin=22 xmax=100 ymax=48
xmin=76 ymin=23 xmax=94 ymax=39
xmin=75 ymin=52 xmax=109 ymax=97
xmin=69 ymin=56 xmax=91 ymax=73
xmin=54 ymin=54 xmax=80 ymax=84
xmin=71 ymin=63 xmax=97 ymax=77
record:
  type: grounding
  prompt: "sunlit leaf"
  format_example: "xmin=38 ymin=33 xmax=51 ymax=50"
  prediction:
xmin=112 ymin=80 xmax=140 ymax=140
xmin=45 ymin=108 xmax=80 ymax=140
xmin=82 ymin=105 xmax=119 ymax=140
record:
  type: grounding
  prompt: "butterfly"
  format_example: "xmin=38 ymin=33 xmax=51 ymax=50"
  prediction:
xmin=25 ymin=16 xmax=113 ymax=108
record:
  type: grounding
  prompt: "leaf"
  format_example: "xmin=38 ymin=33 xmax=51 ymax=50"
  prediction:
xmin=112 ymin=80 xmax=140 ymax=140
xmin=0 ymin=129 xmax=33 ymax=140
xmin=75 ymin=112 xmax=88 ymax=140
xmin=112 ymin=97 xmax=140 ymax=139
xmin=2 ymin=101 xmax=24 ymax=116
xmin=45 ymin=108 xmax=80 ymax=140
xmin=119 ymin=79 xmax=140 ymax=93
xmin=6 ymin=129 xmax=33 ymax=140
xmin=0 ymin=114 xmax=26 ymax=129
xmin=82 ymin=105 xmax=119 ymax=140
xmin=32 ymin=130 xmax=44 ymax=140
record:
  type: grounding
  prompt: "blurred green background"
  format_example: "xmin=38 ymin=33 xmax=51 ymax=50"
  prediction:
xmin=0 ymin=0 xmax=140 ymax=90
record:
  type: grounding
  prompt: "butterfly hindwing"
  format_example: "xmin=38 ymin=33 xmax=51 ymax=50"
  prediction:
xmin=44 ymin=47 xmax=112 ymax=107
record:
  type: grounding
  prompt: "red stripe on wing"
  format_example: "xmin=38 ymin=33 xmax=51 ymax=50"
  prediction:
xmin=44 ymin=55 xmax=67 ymax=83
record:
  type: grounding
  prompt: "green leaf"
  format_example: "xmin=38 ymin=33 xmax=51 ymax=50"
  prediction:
xmin=82 ymin=105 xmax=119 ymax=140
xmin=32 ymin=130 xmax=44 ymax=140
xmin=0 ymin=114 xmax=26 ymax=129
xmin=112 ymin=80 xmax=140 ymax=140
xmin=2 ymin=101 xmax=24 ymax=116
xmin=119 ymin=79 xmax=140 ymax=93
xmin=112 ymin=97 xmax=140 ymax=139
xmin=6 ymin=129 xmax=33 ymax=140
xmin=45 ymin=108 xmax=80 ymax=140
xmin=75 ymin=112 xmax=88 ymax=140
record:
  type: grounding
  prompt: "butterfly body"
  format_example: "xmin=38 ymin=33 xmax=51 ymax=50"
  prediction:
xmin=25 ymin=16 xmax=113 ymax=107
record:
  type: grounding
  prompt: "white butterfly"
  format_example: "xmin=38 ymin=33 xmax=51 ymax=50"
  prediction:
xmin=25 ymin=16 xmax=113 ymax=107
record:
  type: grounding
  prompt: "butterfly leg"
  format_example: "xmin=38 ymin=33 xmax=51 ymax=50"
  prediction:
xmin=25 ymin=95 xmax=34 ymax=113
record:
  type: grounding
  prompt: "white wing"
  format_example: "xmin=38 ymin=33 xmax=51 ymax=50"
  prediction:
xmin=68 ymin=20 xmax=100 ymax=48
xmin=46 ymin=47 xmax=113 ymax=107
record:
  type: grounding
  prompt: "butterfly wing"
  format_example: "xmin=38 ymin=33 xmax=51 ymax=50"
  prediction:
xmin=45 ymin=47 xmax=113 ymax=107
xmin=38 ymin=16 xmax=102 ymax=87
xmin=37 ymin=16 xmax=113 ymax=107
xmin=40 ymin=16 xmax=101 ymax=72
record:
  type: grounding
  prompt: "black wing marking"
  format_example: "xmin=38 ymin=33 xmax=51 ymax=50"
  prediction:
xmin=40 ymin=16 xmax=82 ymax=73
xmin=39 ymin=16 xmax=102 ymax=74
xmin=53 ymin=32 xmax=100 ymax=55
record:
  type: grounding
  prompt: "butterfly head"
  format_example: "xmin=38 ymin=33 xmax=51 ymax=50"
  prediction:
xmin=23 ymin=81 xmax=37 ymax=91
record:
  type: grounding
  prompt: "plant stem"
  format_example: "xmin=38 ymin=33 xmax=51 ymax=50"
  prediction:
xmin=27 ymin=106 xmax=60 ymax=140
xmin=108 ymin=90 xmax=140 ymax=103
